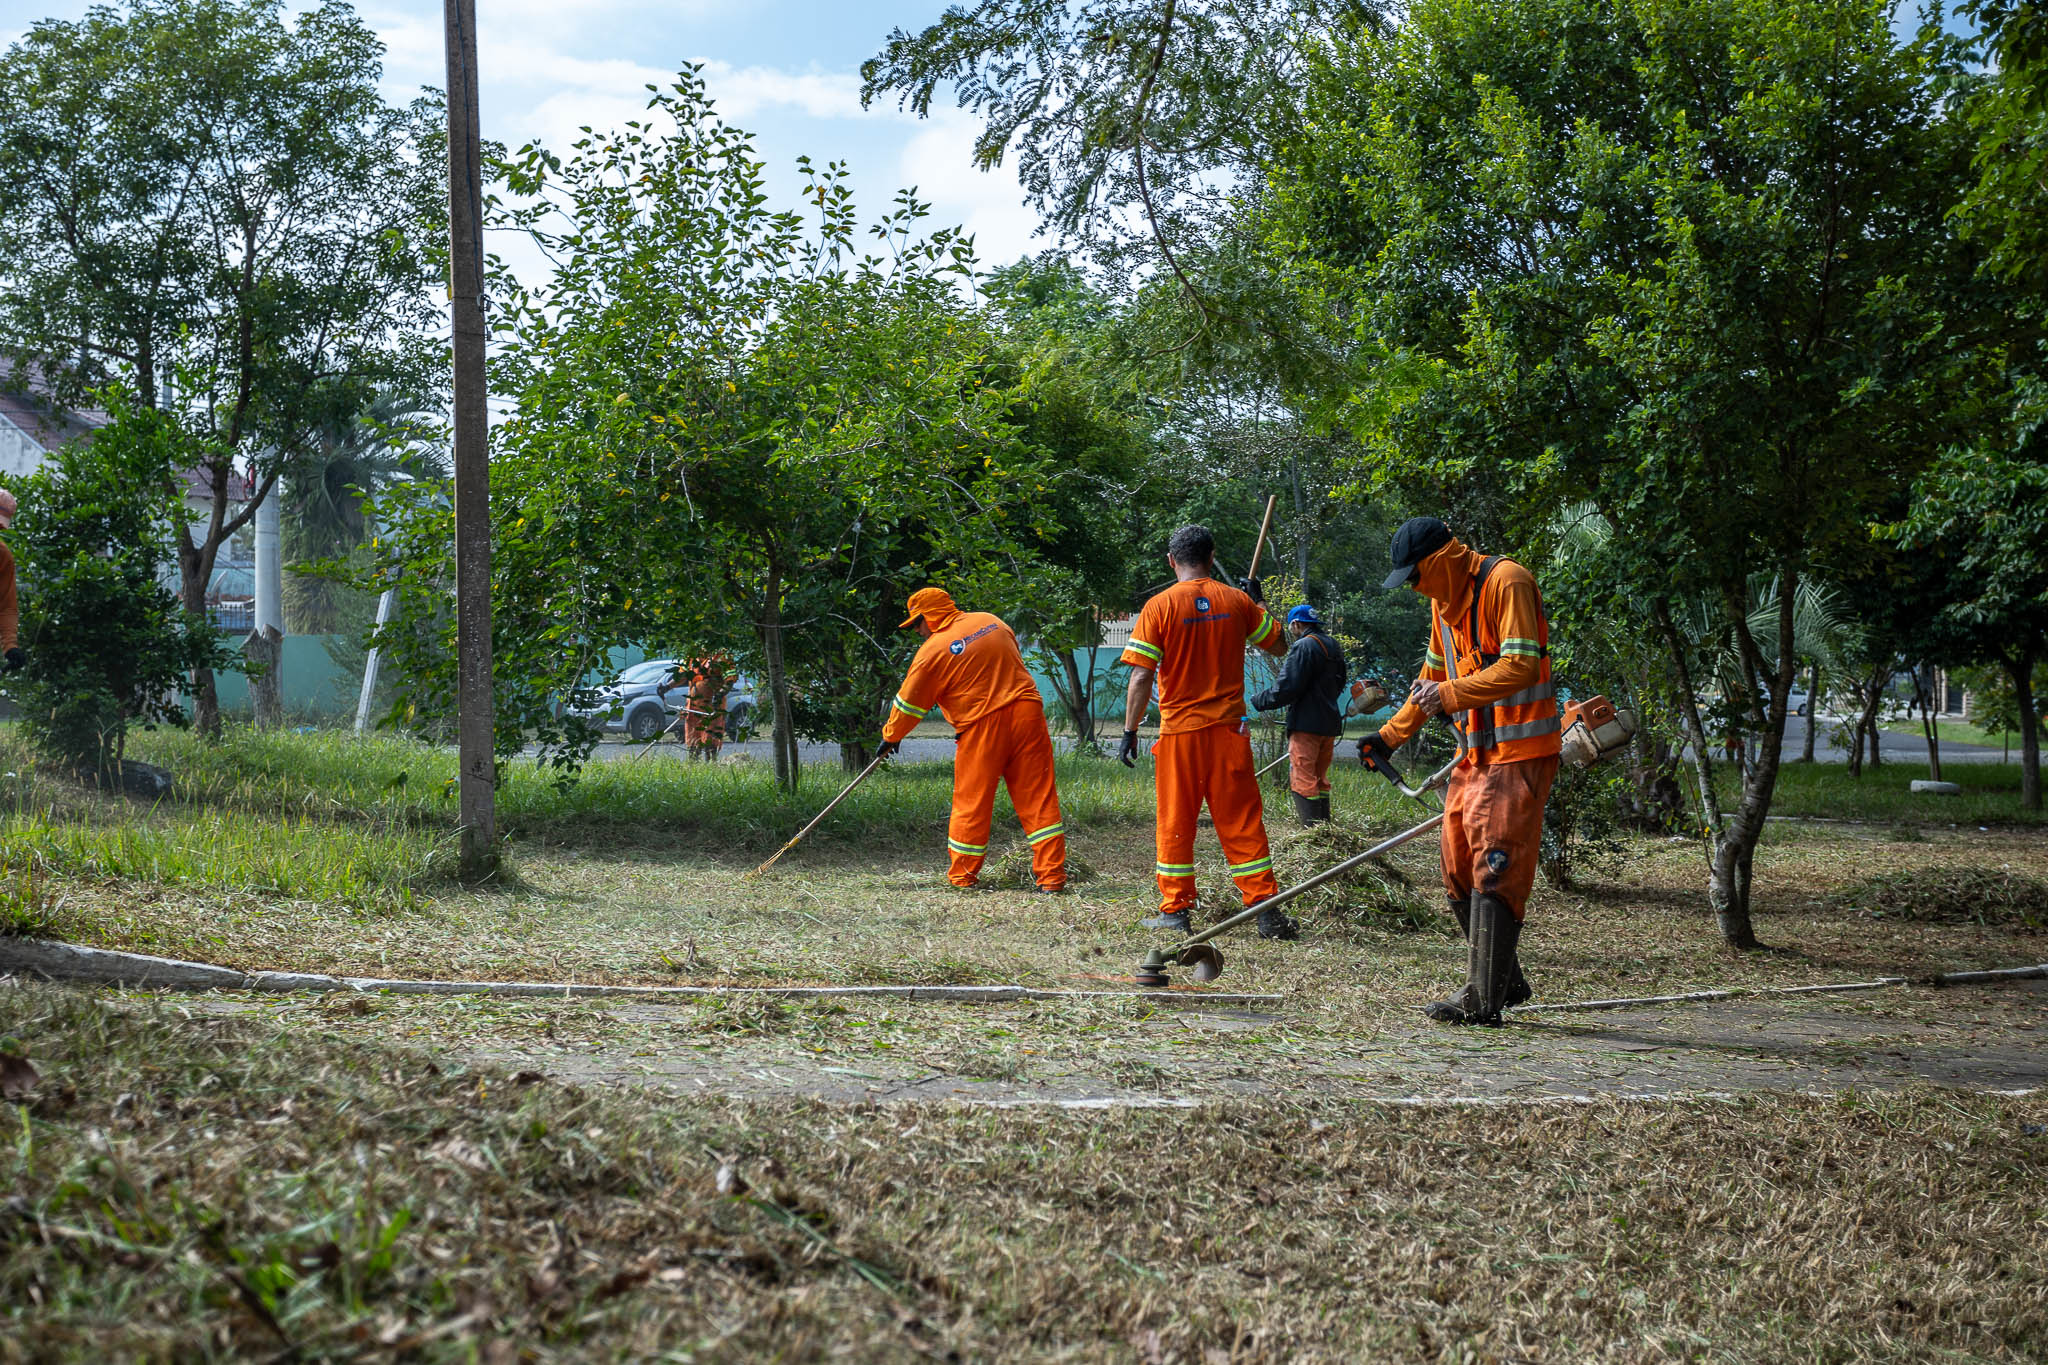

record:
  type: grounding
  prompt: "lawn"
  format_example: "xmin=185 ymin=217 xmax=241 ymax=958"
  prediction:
xmin=1881 ymin=717 xmax=2023 ymax=750
xmin=4 ymin=725 xmax=2046 ymax=1358
xmin=1718 ymin=757 xmax=2046 ymax=827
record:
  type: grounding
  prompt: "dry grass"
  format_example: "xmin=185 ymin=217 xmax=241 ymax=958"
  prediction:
xmin=3 ymin=984 xmax=2044 ymax=1362
xmin=1829 ymin=867 xmax=2048 ymax=931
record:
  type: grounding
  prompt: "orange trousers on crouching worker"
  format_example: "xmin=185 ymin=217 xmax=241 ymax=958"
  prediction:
xmin=947 ymin=698 xmax=1067 ymax=890
xmin=1440 ymin=755 xmax=1560 ymax=920
xmin=1152 ymin=722 xmax=1278 ymax=913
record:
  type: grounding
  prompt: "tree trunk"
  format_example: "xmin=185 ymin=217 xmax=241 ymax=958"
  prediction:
xmin=1918 ymin=664 xmax=1942 ymax=783
xmin=841 ymin=739 xmax=870 ymax=773
xmin=1799 ymin=659 xmax=1819 ymax=762
xmin=1290 ymin=452 xmax=1310 ymax=587
xmin=760 ymin=581 xmax=798 ymax=793
xmin=246 ymin=627 xmax=283 ymax=729
xmin=178 ymin=549 xmax=222 ymax=739
xmin=2011 ymin=647 xmax=2041 ymax=812
xmin=1061 ymin=649 xmax=1098 ymax=750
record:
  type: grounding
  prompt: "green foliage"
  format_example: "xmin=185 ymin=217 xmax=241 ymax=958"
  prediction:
xmin=1263 ymin=0 xmax=2010 ymax=934
xmin=362 ymin=73 xmax=1077 ymax=784
xmin=1959 ymin=0 xmax=2048 ymax=287
xmin=0 ymin=0 xmax=444 ymax=725
xmin=10 ymin=395 xmax=231 ymax=774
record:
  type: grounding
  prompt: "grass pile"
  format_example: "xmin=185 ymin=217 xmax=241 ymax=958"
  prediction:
xmin=982 ymin=842 xmax=1097 ymax=889
xmin=1247 ymin=820 xmax=1442 ymax=933
xmin=1830 ymin=865 xmax=2048 ymax=930
xmin=5 ymin=983 xmax=2046 ymax=1361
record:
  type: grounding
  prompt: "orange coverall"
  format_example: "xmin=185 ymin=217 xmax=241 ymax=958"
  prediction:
xmin=1121 ymin=579 xmax=1287 ymax=913
xmin=1379 ymin=539 xmax=1561 ymax=919
xmin=883 ymin=608 xmax=1066 ymax=889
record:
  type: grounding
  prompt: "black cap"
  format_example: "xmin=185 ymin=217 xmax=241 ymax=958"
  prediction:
xmin=1382 ymin=516 xmax=1452 ymax=589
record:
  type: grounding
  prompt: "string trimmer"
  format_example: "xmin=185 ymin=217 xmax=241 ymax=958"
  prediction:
xmin=1131 ymin=750 xmax=1458 ymax=987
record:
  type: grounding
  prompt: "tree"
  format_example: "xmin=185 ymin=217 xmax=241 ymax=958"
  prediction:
xmin=1894 ymin=445 xmax=2048 ymax=807
xmin=285 ymin=390 xmax=439 ymax=634
xmin=11 ymin=393 xmax=231 ymax=779
xmin=0 ymin=0 xmax=442 ymax=734
xmin=363 ymin=74 xmax=1067 ymax=789
xmin=1266 ymin=0 xmax=1999 ymax=945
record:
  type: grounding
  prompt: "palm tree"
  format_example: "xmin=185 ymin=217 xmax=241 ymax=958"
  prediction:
xmin=284 ymin=392 xmax=440 ymax=633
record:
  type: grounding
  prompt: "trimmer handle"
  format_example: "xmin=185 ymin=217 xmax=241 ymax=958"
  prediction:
xmin=1362 ymin=752 xmax=1407 ymax=788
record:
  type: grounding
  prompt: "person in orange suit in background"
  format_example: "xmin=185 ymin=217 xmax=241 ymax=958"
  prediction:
xmin=1359 ymin=516 xmax=1561 ymax=1026
xmin=659 ymin=655 xmax=732 ymax=761
xmin=1117 ymin=525 xmax=1291 ymax=938
xmin=881 ymin=588 xmax=1067 ymax=893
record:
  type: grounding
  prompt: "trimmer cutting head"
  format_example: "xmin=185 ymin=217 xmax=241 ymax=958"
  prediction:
xmin=1130 ymin=944 xmax=1226 ymax=988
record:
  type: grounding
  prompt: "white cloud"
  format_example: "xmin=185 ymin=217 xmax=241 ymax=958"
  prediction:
xmin=896 ymin=111 xmax=1044 ymax=270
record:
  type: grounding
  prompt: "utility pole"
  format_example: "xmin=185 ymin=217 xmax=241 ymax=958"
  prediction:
xmin=445 ymin=0 xmax=496 ymax=880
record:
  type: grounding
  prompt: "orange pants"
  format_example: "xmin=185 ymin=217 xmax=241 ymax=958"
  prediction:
xmin=1441 ymin=755 xmax=1559 ymax=920
xmin=948 ymin=699 xmax=1066 ymax=889
xmin=1288 ymin=731 xmax=1336 ymax=798
xmin=1152 ymin=723 xmax=1277 ymax=913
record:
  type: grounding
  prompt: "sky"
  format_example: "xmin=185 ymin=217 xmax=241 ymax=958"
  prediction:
xmin=0 ymin=0 xmax=1051 ymax=284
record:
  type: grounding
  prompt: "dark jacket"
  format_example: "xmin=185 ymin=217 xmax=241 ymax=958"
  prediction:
xmin=1250 ymin=626 xmax=1347 ymax=735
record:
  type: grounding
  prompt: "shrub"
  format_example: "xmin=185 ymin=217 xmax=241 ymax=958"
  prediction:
xmin=12 ymin=392 xmax=231 ymax=777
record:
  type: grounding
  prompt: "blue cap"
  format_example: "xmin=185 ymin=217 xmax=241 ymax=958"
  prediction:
xmin=1286 ymin=604 xmax=1321 ymax=626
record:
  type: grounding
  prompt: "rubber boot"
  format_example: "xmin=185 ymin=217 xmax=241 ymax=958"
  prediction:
xmin=1143 ymin=910 xmax=1192 ymax=933
xmin=1425 ymin=892 xmax=1516 ymax=1025
xmin=1311 ymin=796 xmax=1331 ymax=824
xmin=1291 ymin=792 xmax=1321 ymax=828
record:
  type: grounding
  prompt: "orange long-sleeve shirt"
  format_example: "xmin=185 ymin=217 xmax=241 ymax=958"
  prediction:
xmin=883 ymin=610 xmax=1044 ymax=743
xmin=1379 ymin=539 xmax=1556 ymax=763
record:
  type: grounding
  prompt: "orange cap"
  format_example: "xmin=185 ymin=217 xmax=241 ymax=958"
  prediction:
xmin=900 ymin=586 xmax=956 ymax=628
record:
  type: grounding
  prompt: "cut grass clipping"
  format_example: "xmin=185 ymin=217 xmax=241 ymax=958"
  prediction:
xmin=1232 ymin=821 xmax=1443 ymax=933
xmin=1832 ymin=866 xmax=2048 ymax=930
xmin=5 ymin=984 xmax=2046 ymax=1361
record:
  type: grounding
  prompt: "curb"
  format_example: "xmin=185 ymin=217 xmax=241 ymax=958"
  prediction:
xmin=1512 ymin=963 xmax=2048 ymax=1015
xmin=0 ymin=939 xmax=1285 ymax=1009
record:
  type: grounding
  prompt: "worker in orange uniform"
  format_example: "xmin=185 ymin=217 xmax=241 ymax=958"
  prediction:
xmin=881 ymin=588 xmax=1067 ymax=893
xmin=0 ymin=488 xmax=19 ymax=675
xmin=1118 ymin=525 xmax=1291 ymax=937
xmin=1359 ymin=517 xmax=1560 ymax=1025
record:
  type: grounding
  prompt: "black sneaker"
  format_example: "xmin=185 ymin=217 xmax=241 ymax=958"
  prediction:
xmin=1034 ymin=884 xmax=1068 ymax=896
xmin=1142 ymin=910 xmax=1192 ymax=932
xmin=1254 ymin=902 xmax=1300 ymax=941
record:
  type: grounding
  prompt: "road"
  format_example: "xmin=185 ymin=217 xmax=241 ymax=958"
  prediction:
xmin=1776 ymin=713 xmax=2010 ymax=765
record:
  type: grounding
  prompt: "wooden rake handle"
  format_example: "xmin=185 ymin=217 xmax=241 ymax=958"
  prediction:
xmin=1246 ymin=494 xmax=1278 ymax=582
xmin=749 ymin=752 xmax=889 ymax=876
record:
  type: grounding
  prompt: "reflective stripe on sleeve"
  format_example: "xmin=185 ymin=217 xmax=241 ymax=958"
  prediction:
xmin=1499 ymin=637 xmax=1544 ymax=657
xmin=892 ymin=693 xmax=930 ymax=719
xmin=1248 ymin=609 xmax=1281 ymax=647
xmin=1124 ymin=639 xmax=1163 ymax=665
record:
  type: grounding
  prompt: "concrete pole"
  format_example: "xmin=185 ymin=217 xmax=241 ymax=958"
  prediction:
xmin=354 ymin=586 xmax=397 ymax=735
xmin=445 ymin=0 xmax=497 ymax=881
xmin=248 ymin=477 xmax=285 ymax=727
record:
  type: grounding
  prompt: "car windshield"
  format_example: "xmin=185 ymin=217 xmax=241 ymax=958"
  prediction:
xmin=616 ymin=660 xmax=673 ymax=685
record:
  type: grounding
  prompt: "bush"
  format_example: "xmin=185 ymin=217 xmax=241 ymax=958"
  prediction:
xmin=12 ymin=392 xmax=231 ymax=776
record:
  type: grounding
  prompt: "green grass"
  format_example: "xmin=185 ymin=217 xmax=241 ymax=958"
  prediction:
xmin=1720 ymin=758 xmax=2045 ymax=825
xmin=1880 ymin=717 xmax=2024 ymax=750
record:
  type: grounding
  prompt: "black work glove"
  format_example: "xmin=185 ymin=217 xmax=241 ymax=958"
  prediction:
xmin=1357 ymin=731 xmax=1395 ymax=772
xmin=1116 ymin=729 xmax=1141 ymax=767
xmin=1248 ymin=689 xmax=1275 ymax=712
xmin=1237 ymin=575 xmax=1263 ymax=604
xmin=2 ymin=647 xmax=23 ymax=673
xmin=876 ymin=739 xmax=901 ymax=760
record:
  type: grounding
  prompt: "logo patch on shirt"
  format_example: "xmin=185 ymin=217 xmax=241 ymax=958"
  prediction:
xmin=1194 ymin=595 xmax=1211 ymax=613
xmin=948 ymin=640 xmax=965 ymax=655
